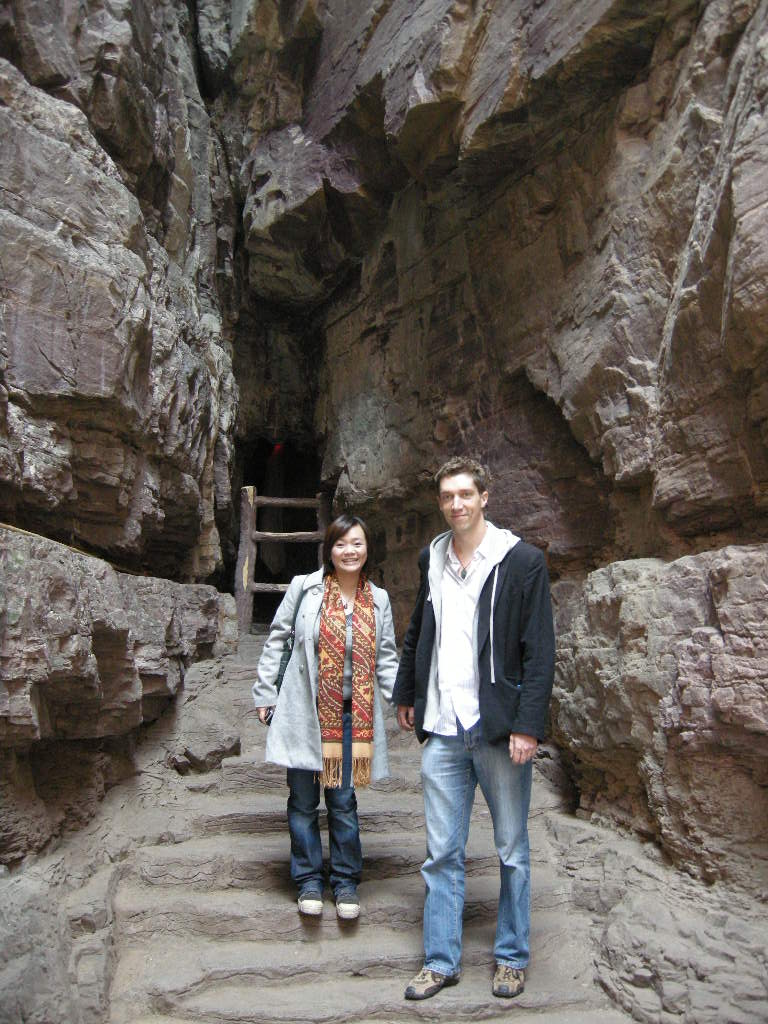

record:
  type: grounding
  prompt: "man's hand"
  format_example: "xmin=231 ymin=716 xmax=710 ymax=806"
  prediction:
xmin=397 ymin=705 xmax=415 ymax=731
xmin=509 ymin=733 xmax=537 ymax=764
xmin=257 ymin=706 xmax=275 ymax=725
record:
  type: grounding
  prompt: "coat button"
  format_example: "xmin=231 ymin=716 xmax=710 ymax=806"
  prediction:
xmin=299 ymin=665 xmax=304 ymax=673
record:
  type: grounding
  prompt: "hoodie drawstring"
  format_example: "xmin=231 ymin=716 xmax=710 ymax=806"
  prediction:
xmin=489 ymin=564 xmax=499 ymax=684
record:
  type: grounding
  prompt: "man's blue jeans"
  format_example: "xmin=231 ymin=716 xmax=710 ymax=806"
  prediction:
xmin=286 ymin=710 xmax=362 ymax=898
xmin=420 ymin=720 xmax=532 ymax=975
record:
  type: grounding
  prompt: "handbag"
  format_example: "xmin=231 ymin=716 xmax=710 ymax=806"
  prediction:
xmin=275 ymin=584 xmax=306 ymax=694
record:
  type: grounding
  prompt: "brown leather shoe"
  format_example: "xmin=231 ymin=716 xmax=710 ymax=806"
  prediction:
xmin=404 ymin=967 xmax=460 ymax=1000
xmin=492 ymin=963 xmax=525 ymax=998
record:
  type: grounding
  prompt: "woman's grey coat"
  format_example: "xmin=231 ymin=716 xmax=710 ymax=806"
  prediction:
xmin=252 ymin=569 xmax=399 ymax=781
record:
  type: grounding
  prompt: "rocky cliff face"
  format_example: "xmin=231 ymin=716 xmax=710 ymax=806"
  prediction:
xmin=2 ymin=1 xmax=768 ymax=1021
xmin=1 ymin=525 xmax=238 ymax=863
xmin=0 ymin=4 xmax=236 ymax=579
xmin=0 ymin=0 xmax=245 ymax=873
xmin=230 ymin=0 xmax=768 ymax=890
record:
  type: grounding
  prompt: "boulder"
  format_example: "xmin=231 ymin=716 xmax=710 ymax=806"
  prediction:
xmin=0 ymin=526 xmax=237 ymax=863
xmin=552 ymin=544 xmax=768 ymax=892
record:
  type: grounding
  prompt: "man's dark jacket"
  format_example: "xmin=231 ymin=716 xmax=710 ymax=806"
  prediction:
xmin=391 ymin=539 xmax=555 ymax=744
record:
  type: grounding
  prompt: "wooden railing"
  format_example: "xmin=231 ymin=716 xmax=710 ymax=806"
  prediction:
xmin=234 ymin=488 xmax=330 ymax=635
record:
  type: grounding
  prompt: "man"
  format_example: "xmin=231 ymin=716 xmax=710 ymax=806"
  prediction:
xmin=392 ymin=456 xmax=555 ymax=1001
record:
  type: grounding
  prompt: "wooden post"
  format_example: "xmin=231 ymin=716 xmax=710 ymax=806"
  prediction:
xmin=316 ymin=491 xmax=331 ymax=568
xmin=235 ymin=486 xmax=257 ymax=637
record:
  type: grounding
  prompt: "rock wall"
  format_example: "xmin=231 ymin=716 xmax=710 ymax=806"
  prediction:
xmin=0 ymin=525 xmax=237 ymax=864
xmin=233 ymin=0 xmax=768 ymax=894
xmin=0 ymin=0 xmax=275 ymax=864
xmin=553 ymin=544 xmax=768 ymax=892
xmin=311 ymin=0 xmax=768 ymax=565
xmin=0 ymin=2 xmax=236 ymax=579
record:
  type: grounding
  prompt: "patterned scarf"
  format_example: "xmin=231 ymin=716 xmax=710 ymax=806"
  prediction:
xmin=317 ymin=571 xmax=376 ymax=788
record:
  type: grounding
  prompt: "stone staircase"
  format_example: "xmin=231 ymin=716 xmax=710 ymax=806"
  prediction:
xmin=88 ymin=634 xmax=633 ymax=1024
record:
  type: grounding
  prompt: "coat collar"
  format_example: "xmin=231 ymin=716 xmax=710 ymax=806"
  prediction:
xmin=300 ymin=572 xmax=325 ymax=687
xmin=301 ymin=567 xmax=325 ymax=591
xmin=427 ymin=532 xmax=451 ymax=630
xmin=479 ymin=526 xmax=519 ymax=653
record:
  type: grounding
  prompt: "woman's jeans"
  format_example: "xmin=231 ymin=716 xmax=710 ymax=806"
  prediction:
xmin=421 ymin=720 xmax=532 ymax=975
xmin=286 ymin=709 xmax=362 ymax=898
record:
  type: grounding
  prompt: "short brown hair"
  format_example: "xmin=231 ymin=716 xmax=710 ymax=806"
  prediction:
xmin=434 ymin=456 xmax=491 ymax=495
xmin=322 ymin=514 xmax=371 ymax=573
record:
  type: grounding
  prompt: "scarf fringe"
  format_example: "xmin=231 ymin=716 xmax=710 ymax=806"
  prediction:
xmin=321 ymin=755 xmax=373 ymax=789
xmin=352 ymin=756 xmax=371 ymax=788
xmin=321 ymin=755 xmax=343 ymax=789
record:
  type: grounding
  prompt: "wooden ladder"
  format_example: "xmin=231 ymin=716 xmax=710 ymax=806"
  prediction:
xmin=234 ymin=487 xmax=331 ymax=635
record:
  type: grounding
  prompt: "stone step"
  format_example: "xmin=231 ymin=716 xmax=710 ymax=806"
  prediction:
xmin=126 ymin=1013 xmax=630 ymax=1024
xmin=220 ymin=759 xmax=576 ymax=808
xmin=186 ymin=789 xmax=459 ymax=839
xmin=186 ymin=781 xmax=563 ymax=841
xmin=125 ymin=830 xmax=517 ymax=889
xmin=110 ymin=899 xmax=607 ymax=1023
xmin=126 ymin=826 xmax=564 ymax=892
xmin=108 ymin=931 xmax=423 ymax=1023
xmin=220 ymin=742 xmax=570 ymax=803
xmin=218 ymin=756 xmax=286 ymax=793
xmin=238 ymin=633 xmax=268 ymax=657
xmin=176 ymin=787 xmax=563 ymax=873
xmin=128 ymin=1015 xmax=630 ymax=1024
xmin=219 ymin=751 xmax=425 ymax=795
xmin=116 ymin=968 xmax=627 ymax=1024
xmin=111 ymin=899 xmax=587 ymax=993
xmin=240 ymin=722 xmax=417 ymax=767
xmin=112 ymin=867 xmax=573 ymax=944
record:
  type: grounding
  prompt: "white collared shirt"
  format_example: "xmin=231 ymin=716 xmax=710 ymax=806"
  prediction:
xmin=432 ymin=531 xmax=492 ymax=735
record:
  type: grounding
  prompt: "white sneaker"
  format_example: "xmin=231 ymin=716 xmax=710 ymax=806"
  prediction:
xmin=335 ymin=892 xmax=360 ymax=920
xmin=298 ymin=892 xmax=323 ymax=916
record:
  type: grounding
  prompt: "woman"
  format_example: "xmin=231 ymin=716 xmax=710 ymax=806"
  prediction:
xmin=252 ymin=513 xmax=398 ymax=920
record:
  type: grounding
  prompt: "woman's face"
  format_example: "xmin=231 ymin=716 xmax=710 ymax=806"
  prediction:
xmin=330 ymin=524 xmax=368 ymax=576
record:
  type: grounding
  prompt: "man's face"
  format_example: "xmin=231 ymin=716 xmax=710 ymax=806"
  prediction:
xmin=437 ymin=472 xmax=488 ymax=535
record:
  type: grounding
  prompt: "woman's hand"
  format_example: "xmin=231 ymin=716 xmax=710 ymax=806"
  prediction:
xmin=257 ymin=706 xmax=275 ymax=725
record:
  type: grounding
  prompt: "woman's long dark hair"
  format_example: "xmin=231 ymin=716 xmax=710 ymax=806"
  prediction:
xmin=322 ymin=514 xmax=371 ymax=574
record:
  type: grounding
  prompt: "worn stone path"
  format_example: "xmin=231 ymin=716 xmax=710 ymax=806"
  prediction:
xmin=93 ymin=633 xmax=632 ymax=1024
xmin=8 ymin=635 xmax=766 ymax=1024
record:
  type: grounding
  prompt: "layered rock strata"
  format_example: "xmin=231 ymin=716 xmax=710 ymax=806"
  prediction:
xmin=311 ymin=0 xmax=768 ymax=575
xmin=0 ymin=526 xmax=237 ymax=864
xmin=0 ymin=2 xmax=236 ymax=579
